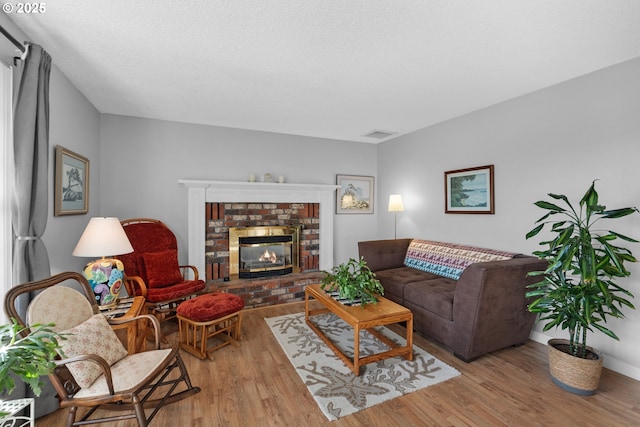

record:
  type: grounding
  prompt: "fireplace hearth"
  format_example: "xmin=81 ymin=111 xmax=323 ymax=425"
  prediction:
xmin=230 ymin=226 xmax=300 ymax=279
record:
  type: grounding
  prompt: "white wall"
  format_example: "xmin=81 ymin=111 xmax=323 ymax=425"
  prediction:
xmin=377 ymin=57 xmax=640 ymax=380
xmin=99 ymin=115 xmax=378 ymax=265
xmin=45 ymin=68 xmax=102 ymax=274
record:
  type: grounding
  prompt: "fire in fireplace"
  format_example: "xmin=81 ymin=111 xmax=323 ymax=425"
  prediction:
xmin=229 ymin=226 xmax=300 ymax=279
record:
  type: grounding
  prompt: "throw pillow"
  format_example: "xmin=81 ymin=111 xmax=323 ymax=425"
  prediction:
xmin=142 ymin=249 xmax=183 ymax=288
xmin=59 ymin=313 xmax=128 ymax=388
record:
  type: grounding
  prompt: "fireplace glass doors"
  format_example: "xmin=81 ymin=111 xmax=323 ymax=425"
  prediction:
xmin=229 ymin=226 xmax=300 ymax=279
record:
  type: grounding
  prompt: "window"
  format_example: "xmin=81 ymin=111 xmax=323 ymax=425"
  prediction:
xmin=0 ymin=61 xmax=13 ymax=324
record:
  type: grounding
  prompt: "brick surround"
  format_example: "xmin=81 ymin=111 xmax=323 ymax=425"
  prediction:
xmin=207 ymin=271 xmax=324 ymax=309
xmin=205 ymin=202 xmax=320 ymax=281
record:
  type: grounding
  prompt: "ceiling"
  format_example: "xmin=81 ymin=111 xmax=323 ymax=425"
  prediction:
xmin=5 ymin=1 xmax=640 ymax=143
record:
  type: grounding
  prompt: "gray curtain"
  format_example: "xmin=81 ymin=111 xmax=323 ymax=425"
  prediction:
xmin=11 ymin=43 xmax=56 ymax=417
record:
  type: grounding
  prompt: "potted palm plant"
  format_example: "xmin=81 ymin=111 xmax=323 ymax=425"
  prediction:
xmin=525 ymin=181 xmax=638 ymax=395
xmin=0 ymin=319 xmax=64 ymax=410
xmin=320 ymin=257 xmax=384 ymax=305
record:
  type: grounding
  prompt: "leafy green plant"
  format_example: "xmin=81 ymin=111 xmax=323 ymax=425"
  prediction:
xmin=526 ymin=181 xmax=638 ymax=358
xmin=320 ymin=257 xmax=384 ymax=305
xmin=0 ymin=319 xmax=65 ymax=397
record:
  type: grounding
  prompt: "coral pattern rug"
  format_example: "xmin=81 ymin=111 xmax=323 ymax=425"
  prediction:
xmin=265 ymin=312 xmax=461 ymax=420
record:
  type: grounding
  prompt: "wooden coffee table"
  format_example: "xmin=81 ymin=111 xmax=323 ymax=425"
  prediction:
xmin=304 ymin=283 xmax=413 ymax=375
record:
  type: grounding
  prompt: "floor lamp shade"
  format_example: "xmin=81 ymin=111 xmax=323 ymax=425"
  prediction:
xmin=388 ymin=195 xmax=404 ymax=212
xmin=73 ymin=217 xmax=133 ymax=306
xmin=388 ymin=195 xmax=404 ymax=239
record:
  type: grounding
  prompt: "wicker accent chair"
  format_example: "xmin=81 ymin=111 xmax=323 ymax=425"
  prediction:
xmin=4 ymin=271 xmax=200 ymax=427
xmin=117 ymin=218 xmax=206 ymax=325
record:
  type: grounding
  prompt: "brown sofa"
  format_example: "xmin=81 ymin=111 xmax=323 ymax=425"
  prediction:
xmin=358 ymin=238 xmax=547 ymax=362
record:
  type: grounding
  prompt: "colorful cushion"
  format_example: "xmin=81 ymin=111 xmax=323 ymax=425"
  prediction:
xmin=177 ymin=293 xmax=245 ymax=322
xmin=404 ymin=239 xmax=517 ymax=280
xmin=142 ymin=249 xmax=183 ymax=288
xmin=59 ymin=314 xmax=128 ymax=388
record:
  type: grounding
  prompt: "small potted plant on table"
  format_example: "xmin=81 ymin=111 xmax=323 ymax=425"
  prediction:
xmin=320 ymin=257 xmax=384 ymax=306
xmin=526 ymin=181 xmax=638 ymax=395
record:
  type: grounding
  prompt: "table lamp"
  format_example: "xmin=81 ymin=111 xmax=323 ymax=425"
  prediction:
xmin=388 ymin=194 xmax=404 ymax=239
xmin=72 ymin=217 xmax=133 ymax=307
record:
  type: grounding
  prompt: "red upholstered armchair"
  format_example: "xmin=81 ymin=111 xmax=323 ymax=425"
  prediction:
xmin=117 ymin=218 xmax=205 ymax=324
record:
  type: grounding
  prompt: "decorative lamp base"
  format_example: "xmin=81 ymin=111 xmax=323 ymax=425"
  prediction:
xmin=82 ymin=257 xmax=125 ymax=306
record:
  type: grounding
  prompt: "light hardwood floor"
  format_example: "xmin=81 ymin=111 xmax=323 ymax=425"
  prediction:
xmin=37 ymin=301 xmax=640 ymax=426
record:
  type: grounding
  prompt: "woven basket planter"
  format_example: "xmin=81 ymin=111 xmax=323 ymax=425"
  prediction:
xmin=547 ymin=338 xmax=603 ymax=395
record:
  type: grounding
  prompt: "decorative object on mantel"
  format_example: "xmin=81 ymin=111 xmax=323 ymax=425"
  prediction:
xmin=263 ymin=173 xmax=273 ymax=182
xmin=72 ymin=217 xmax=134 ymax=307
xmin=320 ymin=257 xmax=383 ymax=305
xmin=249 ymin=174 xmax=256 ymax=182
xmin=54 ymin=145 xmax=90 ymax=216
xmin=278 ymin=175 xmax=285 ymax=183
xmin=444 ymin=164 xmax=494 ymax=214
xmin=336 ymin=174 xmax=375 ymax=214
xmin=265 ymin=312 xmax=460 ymax=421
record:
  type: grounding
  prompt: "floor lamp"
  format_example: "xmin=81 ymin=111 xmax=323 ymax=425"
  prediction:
xmin=388 ymin=195 xmax=404 ymax=239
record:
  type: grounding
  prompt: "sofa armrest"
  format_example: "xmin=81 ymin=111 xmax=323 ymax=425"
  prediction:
xmin=451 ymin=256 xmax=548 ymax=361
xmin=358 ymin=239 xmax=413 ymax=272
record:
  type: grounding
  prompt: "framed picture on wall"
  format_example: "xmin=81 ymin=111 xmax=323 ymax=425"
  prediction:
xmin=336 ymin=174 xmax=374 ymax=214
xmin=445 ymin=164 xmax=494 ymax=214
xmin=54 ymin=145 xmax=89 ymax=216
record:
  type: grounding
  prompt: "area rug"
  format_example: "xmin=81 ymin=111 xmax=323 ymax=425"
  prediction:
xmin=265 ymin=312 xmax=460 ymax=421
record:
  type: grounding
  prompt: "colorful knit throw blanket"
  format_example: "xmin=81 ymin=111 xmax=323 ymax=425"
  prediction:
xmin=404 ymin=239 xmax=518 ymax=280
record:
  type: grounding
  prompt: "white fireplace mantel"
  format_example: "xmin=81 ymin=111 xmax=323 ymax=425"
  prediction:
xmin=179 ymin=179 xmax=340 ymax=277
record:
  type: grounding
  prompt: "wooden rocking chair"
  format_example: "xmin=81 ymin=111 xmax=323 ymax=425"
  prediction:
xmin=4 ymin=271 xmax=200 ymax=427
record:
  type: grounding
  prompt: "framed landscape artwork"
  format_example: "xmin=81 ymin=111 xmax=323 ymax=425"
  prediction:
xmin=336 ymin=174 xmax=374 ymax=214
xmin=55 ymin=145 xmax=89 ymax=216
xmin=444 ymin=165 xmax=494 ymax=214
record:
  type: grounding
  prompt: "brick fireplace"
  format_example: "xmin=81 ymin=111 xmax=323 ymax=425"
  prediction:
xmin=205 ymin=202 xmax=319 ymax=281
xmin=179 ymin=180 xmax=339 ymax=308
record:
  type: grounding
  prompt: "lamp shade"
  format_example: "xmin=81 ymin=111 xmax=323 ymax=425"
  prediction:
xmin=72 ymin=217 xmax=133 ymax=257
xmin=388 ymin=194 xmax=404 ymax=212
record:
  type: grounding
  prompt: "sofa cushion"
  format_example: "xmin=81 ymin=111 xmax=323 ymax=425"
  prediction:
xmin=358 ymin=239 xmax=412 ymax=272
xmin=375 ymin=267 xmax=440 ymax=301
xmin=404 ymin=278 xmax=457 ymax=320
xmin=404 ymin=239 xmax=517 ymax=280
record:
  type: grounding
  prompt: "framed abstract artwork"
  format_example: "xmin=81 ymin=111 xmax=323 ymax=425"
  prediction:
xmin=336 ymin=174 xmax=374 ymax=214
xmin=445 ymin=165 xmax=494 ymax=214
xmin=54 ymin=145 xmax=89 ymax=216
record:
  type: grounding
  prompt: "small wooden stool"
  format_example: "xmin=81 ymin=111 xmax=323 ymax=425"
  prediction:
xmin=177 ymin=293 xmax=244 ymax=360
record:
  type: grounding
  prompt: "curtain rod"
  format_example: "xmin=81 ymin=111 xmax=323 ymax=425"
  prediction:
xmin=0 ymin=24 xmax=26 ymax=53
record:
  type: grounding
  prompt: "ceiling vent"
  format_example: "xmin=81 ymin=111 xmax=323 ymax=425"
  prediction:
xmin=363 ymin=129 xmax=397 ymax=139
